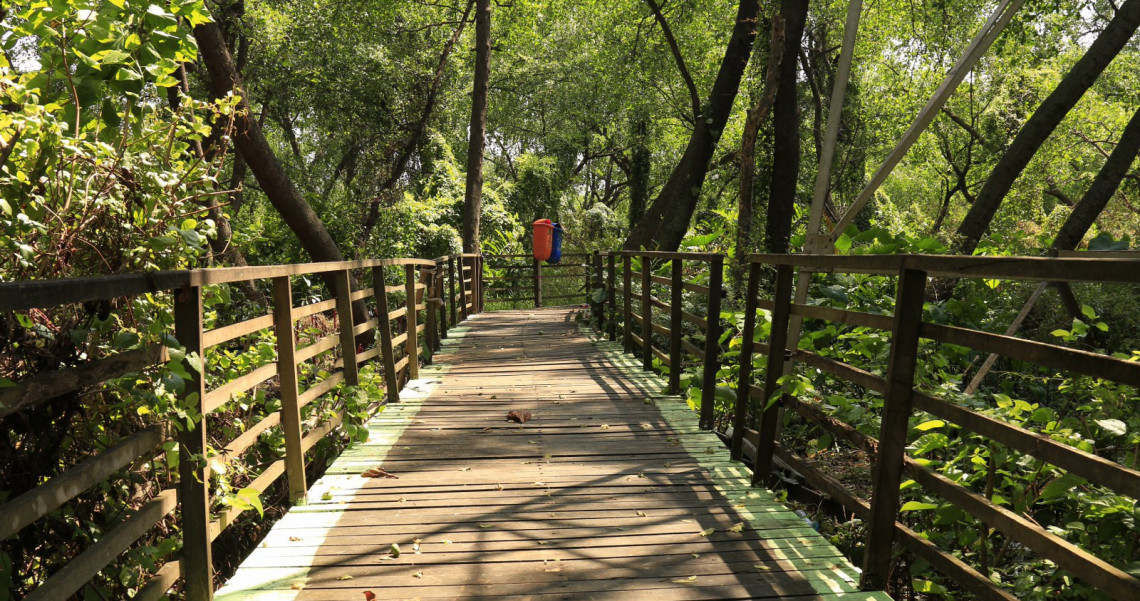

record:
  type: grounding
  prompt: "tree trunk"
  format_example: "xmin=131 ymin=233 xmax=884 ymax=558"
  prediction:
xmin=763 ymin=0 xmax=809 ymax=254
xmin=1052 ymin=105 xmax=1140 ymax=250
xmin=623 ymin=0 xmax=761 ymax=251
xmin=194 ymin=22 xmax=369 ymax=327
xmin=462 ymin=0 xmax=492 ymax=254
xmin=953 ymin=0 xmax=1140 ymax=255
xmin=736 ymin=16 xmax=785 ymax=266
xmin=361 ymin=0 xmax=475 ymax=245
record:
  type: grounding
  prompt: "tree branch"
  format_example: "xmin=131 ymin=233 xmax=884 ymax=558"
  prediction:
xmin=647 ymin=0 xmax=702 ymax=120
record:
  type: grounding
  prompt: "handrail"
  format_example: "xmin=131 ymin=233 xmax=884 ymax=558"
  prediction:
xmin=734 ymin=252 xmax=1140 ymax=600
xmin=0 ymin=254 xmax=481 ymax=601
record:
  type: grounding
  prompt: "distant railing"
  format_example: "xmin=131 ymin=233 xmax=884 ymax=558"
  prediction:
xmin=587 ymin=250 xmax=1140 ymax=601
xmin=0 ymin=255 xmax=480 ymax=601
xmin=480 ymin=252 xmax=594 ymax=309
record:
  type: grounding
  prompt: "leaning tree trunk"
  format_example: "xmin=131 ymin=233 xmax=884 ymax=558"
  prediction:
xmin=194 ymin=21 xmax=370 ymax=328
xmin=763 ymin=0 xmax=808 ymax=254
xmin=623 ymin=0 xmax=761 ymax=251
xmin=953 ymin=0 xmax=1140 ymax=255
xmin=1052 ymin=105 xmax=1140 ymax=251
xmin=461 ymin=0 xmax=492 ymax=254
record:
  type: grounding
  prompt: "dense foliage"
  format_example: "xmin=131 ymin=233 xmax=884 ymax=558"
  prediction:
xmin=2 ymin=0 xmax=1138 ymax=599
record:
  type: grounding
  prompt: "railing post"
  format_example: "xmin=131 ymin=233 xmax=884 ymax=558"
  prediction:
xmin=733 ymin=263 xmax=761 ymax=461
xmin=593 ymin=250 xmax=604 ymax=329
xmin=862 ymin=266 xmax=928 ymax=590
xmin=754 ymin=264 xmax=795 ymax=481
xmin=622 ymin=255 xmax=632 ymax=352
xmin=533 ymin=258 xmax=542 ymax=308
xmin=448 ymin=257 xmax=459 ymax=324
xmin=271 ymin=277 xmax=307 ymax=503
xmin=584 ymin=258 xmax=592 ymax=305
xmin=700 ymin=255 xmax=723 ymax=430
xmin=459 ymin=256 xmax=470 ymax=320
xmin=332 ymin=269 xmax=359 ymax=386
xmin=371 ymin=266 xmax=400 ymax=403
xmin=404 ymin=264 xmax=420 ymax=379
xmin=607 ymin=253 xmax=617 ymax=341
xmin=476 ymin=255 xmax=484 ymax=313
xmin=173 ymin=284 xmax=213 ymax=601
xmin=668 ymin=259 xmax=683 ymax=394
xmin=423 ymin=267 xmax=438 ymax=362
xmin=641 ymin=258 xmax=652 ymax=371
xmin=437 ymin=261 xmax=448 ymax=339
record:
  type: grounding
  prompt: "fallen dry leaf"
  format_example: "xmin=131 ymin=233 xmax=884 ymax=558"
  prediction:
xmin=412 ymin=571 xmax=424 ymax=579
xmin=728 ymin=522 xmax=746 ymax=533
xmin=336 ymin=575 xmax=353 ymax=581
xmin=364 ymin=592 xmax=376 ymax=601
xmin=361 ymin=467 xmax=398 ymax=479
xmin=288 ymin=536 xmax=302 ymax=542
xmin=672 ymin=576 xmax=697 ymax=584
xmin=290 ymin=582 xmax=305 ymax=590
xmin=507 ymin=409 xmax=533 ymax=423
xmin=699 ymin=528 xmax=715 ymax=537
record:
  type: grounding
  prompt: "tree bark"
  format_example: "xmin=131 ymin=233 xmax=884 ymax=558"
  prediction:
xmin=461 ymin=0 xmax=492 ymax=253
xmin=763 ymin=0 xmax=808 ymax=254
xmin=1051 ymin=105 xmax=1140 ymax=250
xmin=953 ymin=0 xmax=1140 ymax=255
xmin=194 ymin=22 xmax=345 ymax=264
xmin=736 ymin=16 xmax=785 ymax=265
xmin=623 ymin=0 xmax=761 ymax=251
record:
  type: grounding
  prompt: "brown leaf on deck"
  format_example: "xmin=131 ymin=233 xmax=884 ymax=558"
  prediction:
xmin=362 ymin=467 xmax=398 ymax=479
xmin=506 ymin=410 xmax=533 ymax=423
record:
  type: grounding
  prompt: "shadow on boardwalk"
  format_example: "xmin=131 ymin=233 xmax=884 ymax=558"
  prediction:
xmin=217 ymin=308 xmax=892 ymax=601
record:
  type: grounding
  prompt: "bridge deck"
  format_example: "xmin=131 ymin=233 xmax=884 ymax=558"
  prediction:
xmin=218 ymin=308 xmax=890 ymax=600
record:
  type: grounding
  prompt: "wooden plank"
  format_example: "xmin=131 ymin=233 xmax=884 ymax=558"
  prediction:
xmin=204 ymin=362 xmax=278 ymax=413
xmin=921 ymin=321 xmax=1140 ymax=388
xmin=273 ymin=277 xmax=307 ymax=504
xmin=173 ymin=284 xmax=213 ymax=601
xmin=862 ymin=268 xmax=927 ymax=590
xmin=700 ymin=256 xmax=723 ymax=430
xmin=372 ymin=266 xmax=400 ymax=404
xmin=405 ymin=264 xmax=420 ymax=379
xmin=23 ymin=490 xmax=177 ymax=601
xmin=0 ymin=426 xmax=163 ymax=540
xmin=333 ymin=269 xmax=359 ymax=385
xmin=292 ymin=298 xmax=336 ymax=320
xmin=204 ymin=313 xmax=274 ymax=348
xmin=0 ymin=345 xmax=167 ymax=418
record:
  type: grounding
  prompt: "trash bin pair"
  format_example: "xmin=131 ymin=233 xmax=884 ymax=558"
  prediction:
xmin=532 ymin=219 xmax=564 ymax=264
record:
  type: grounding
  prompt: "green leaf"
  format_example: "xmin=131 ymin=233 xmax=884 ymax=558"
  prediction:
xmin=1095 ymin=419 xmax=1127 ymax=437
xmin=913 ymin=420 xmax=945 ymax=431
xmin=900 ymin=501 xmax=939 ymax=511
xmin=1039 ymin=472 xmax=1086 ymax=501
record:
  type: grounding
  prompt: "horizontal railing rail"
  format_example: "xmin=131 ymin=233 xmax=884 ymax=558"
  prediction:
xmin=599 ymin=250 xmax=725 ymax=430
xmin=0 ymin=255 xmax=481 ymax=601
xmin=737 ymin=252 xmax=1140 ymax=601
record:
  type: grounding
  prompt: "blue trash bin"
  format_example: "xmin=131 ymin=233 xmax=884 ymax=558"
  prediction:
xmin=548 ymin=223 xmax=564 ymax=264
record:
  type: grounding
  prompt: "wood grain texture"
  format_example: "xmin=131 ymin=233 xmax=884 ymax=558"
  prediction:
xmin=216 ymin=308 xmax=890 ymax=601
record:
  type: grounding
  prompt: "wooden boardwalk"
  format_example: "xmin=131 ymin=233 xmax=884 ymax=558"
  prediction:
xmin=218 ymin=308 xmax=891 ymax=600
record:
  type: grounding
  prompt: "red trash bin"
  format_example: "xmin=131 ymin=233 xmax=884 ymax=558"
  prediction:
xmin=533 ymin=219 xmax=553 ymax=261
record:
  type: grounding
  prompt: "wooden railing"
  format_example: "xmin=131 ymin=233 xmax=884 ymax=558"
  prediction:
xmin=601 ymin=250 xmax=725 ymax=429
xmin=585 ymin=250 xmax=1140 ymax=601
xmin=0 ymin=255 xmax=481 ymax=600
xmin=737 ymin=254 xmax=1140 ymax=601
xmin=480 ymin=252 xmax=594 ymax=309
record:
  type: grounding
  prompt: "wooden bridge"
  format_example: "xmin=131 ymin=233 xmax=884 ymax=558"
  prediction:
xmin=3 ymin=251 xmax=1140 ymax=600
xmin=216 ymin=308 xmax=882 ymax=600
